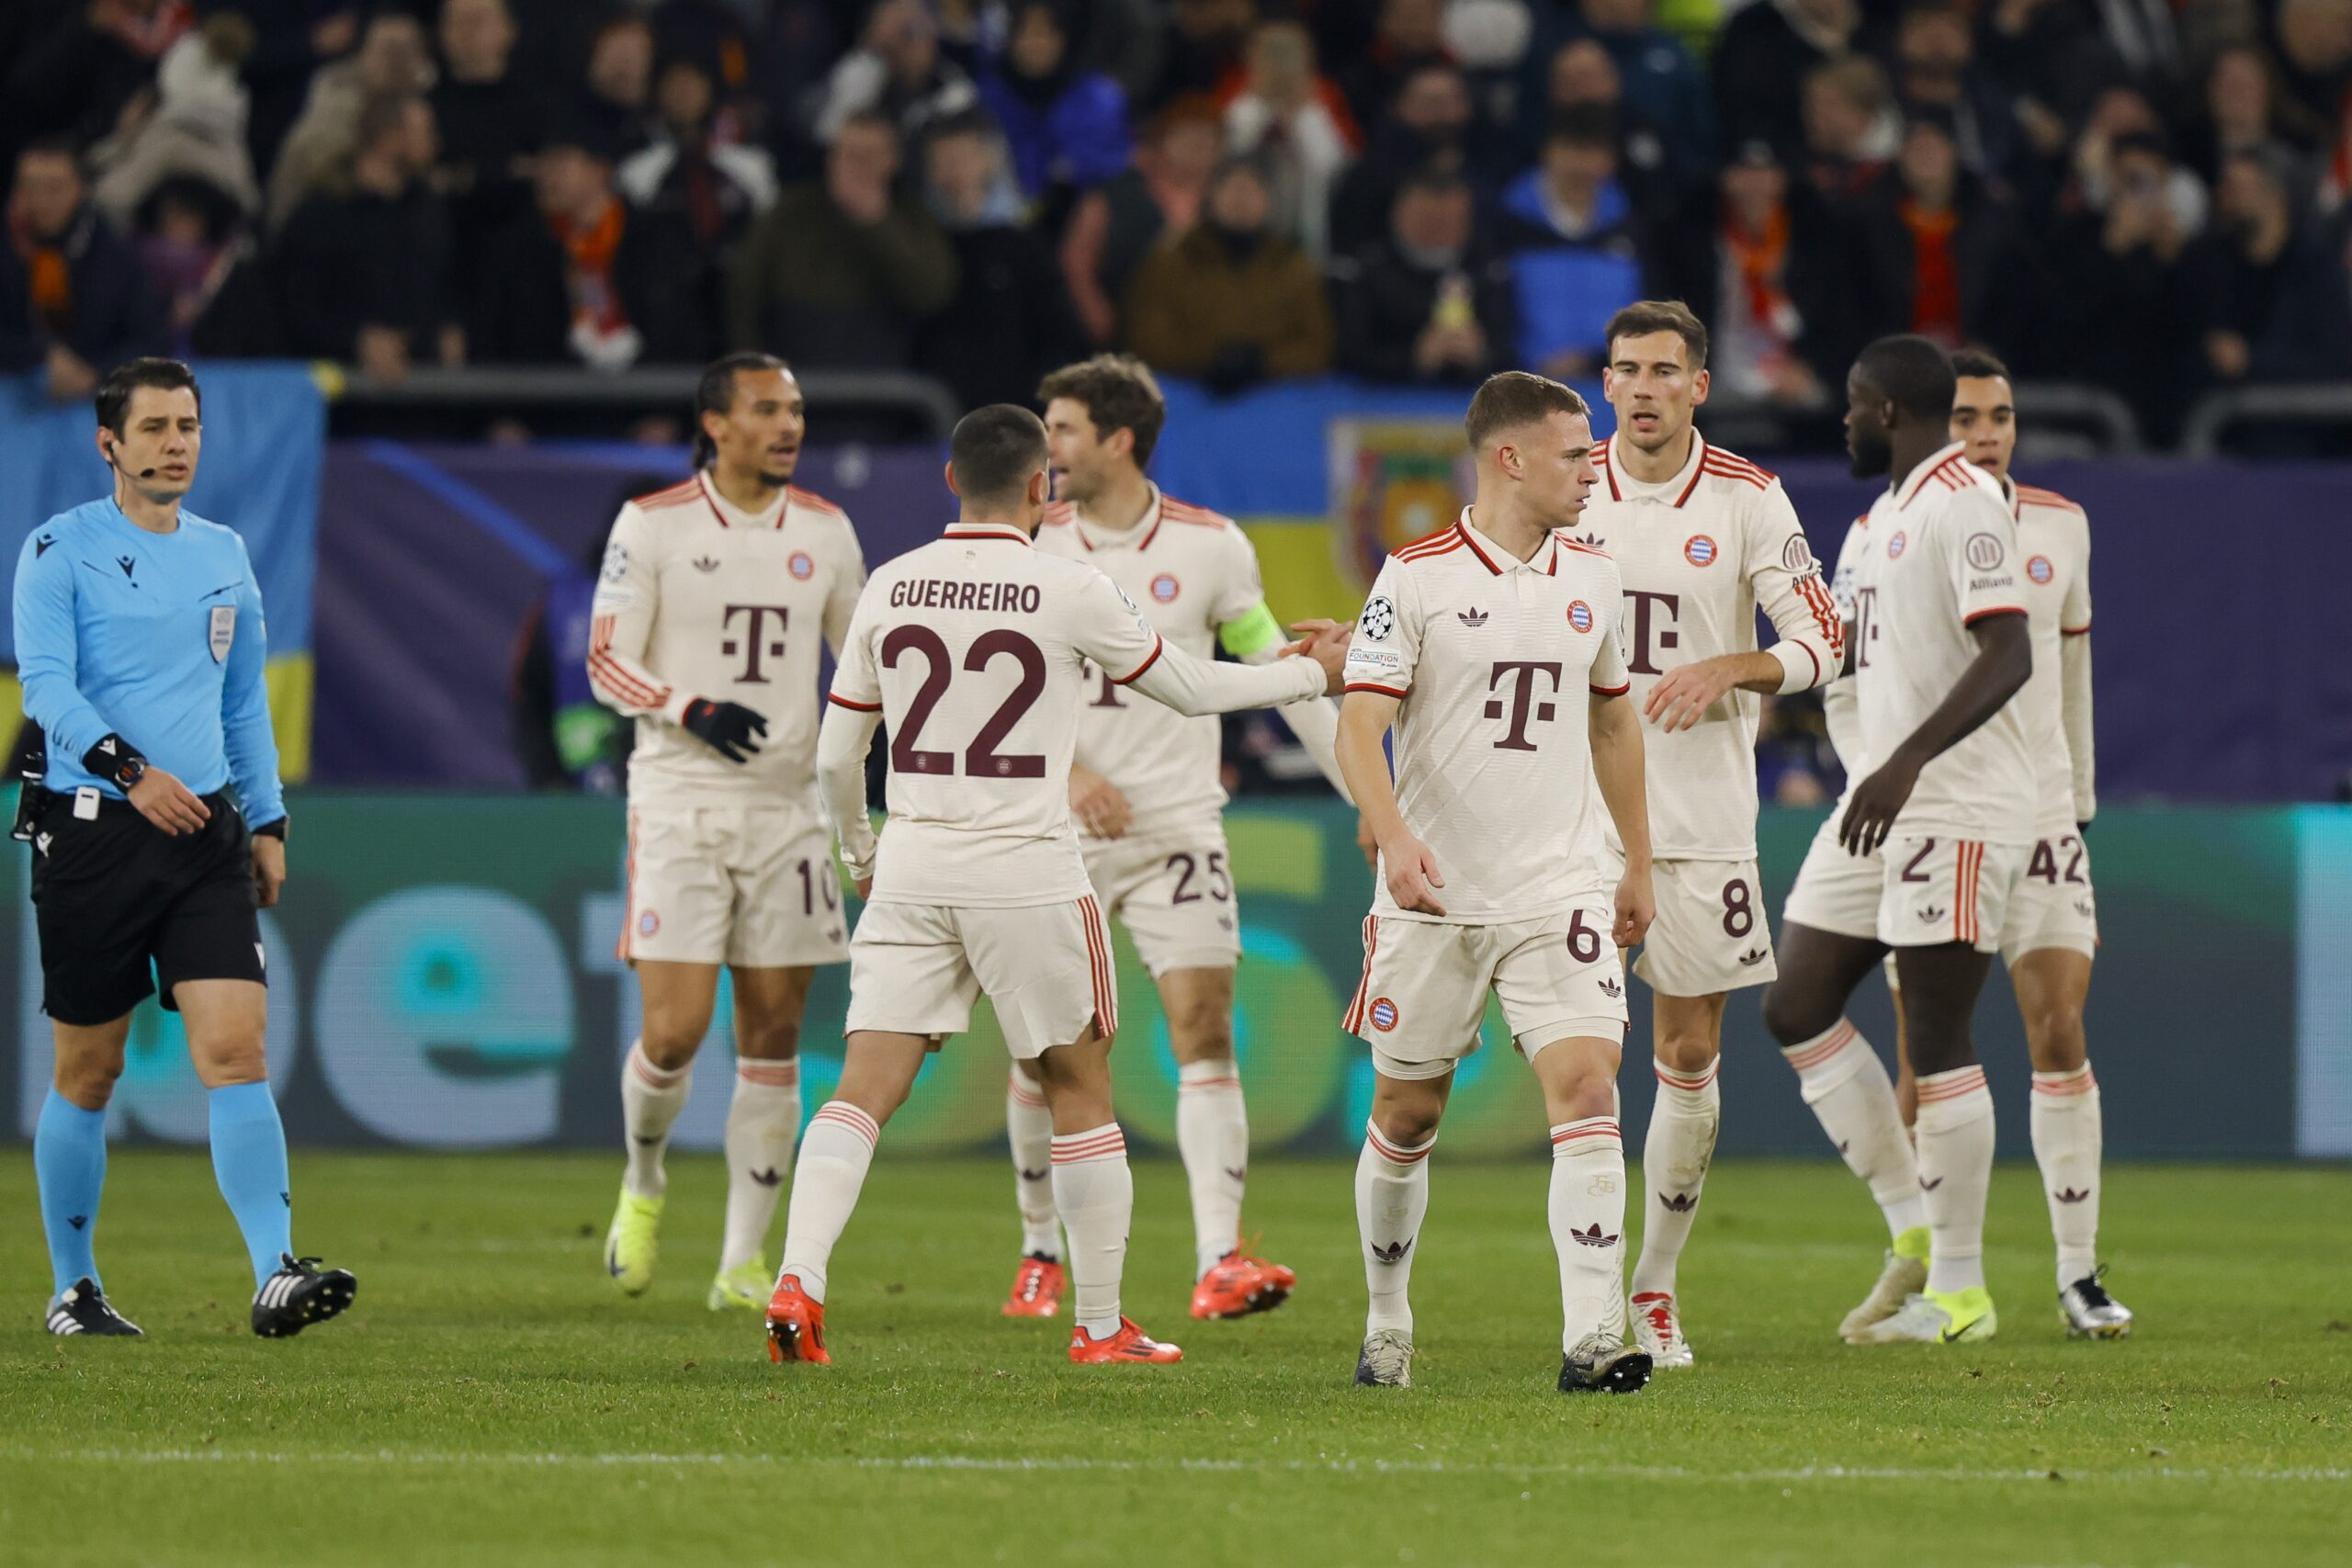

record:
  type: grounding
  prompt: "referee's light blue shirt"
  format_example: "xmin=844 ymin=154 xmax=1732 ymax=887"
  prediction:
xmin=12 ymin=498 xmax=286 ymax=827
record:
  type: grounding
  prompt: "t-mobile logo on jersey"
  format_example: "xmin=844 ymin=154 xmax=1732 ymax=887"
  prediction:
xmin=1485 ymin=661 xmax=1563 ymax=751
xmin=1624 ymin=590 xmax=1681 ymax=675
xmin=720 ymin=604 xmax=789 ymax=682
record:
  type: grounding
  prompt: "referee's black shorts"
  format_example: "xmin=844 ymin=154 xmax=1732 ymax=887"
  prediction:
xmin=27 ymin=789 xmax=266 ymax=1027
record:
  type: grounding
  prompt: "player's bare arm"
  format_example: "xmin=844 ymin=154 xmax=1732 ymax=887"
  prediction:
xmin=814 ymin=698 xmax=882 ymax=900
xmin=251 ymin=834 xmax=287 ymax=908
xmin=1336 ymin=688 xmax=1446 ymax=916
xmin=1589 ymin=689 xmax=1655 ymax=948
xmin=1068 ymin=762 xmax=1133 ymax=840
xmin=1642 ymin=650 xmax=1788 ymax=733
xmin=1839 ymin=612 xmax=2031 ymax=855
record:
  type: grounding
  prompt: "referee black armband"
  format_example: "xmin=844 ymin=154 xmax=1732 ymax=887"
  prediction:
xmin=81 ymin=734 xmax=147 ymax=790
xmin=252 ymin=818 xmax=288 ymax=842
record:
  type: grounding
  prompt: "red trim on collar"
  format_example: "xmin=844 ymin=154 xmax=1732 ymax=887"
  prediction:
xmin=1596 ymin=436 xmax=1623 ymax=502
xmin=944 ymin=524 xmax=1033 ymax=545
xmin=1453 ymin=521 xmax=1504 ymax=575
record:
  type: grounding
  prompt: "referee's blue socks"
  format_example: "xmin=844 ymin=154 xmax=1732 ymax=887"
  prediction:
xmin=209 ymin=1082 xmax=293 ymax=1289
xmin=36 ymin=1089 xmax=108 ymax=1296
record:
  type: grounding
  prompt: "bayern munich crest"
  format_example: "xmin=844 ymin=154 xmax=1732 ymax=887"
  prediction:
xmin=638 ymin=910 xmax=660 ymax=937
xmin=1887 ymin=531 xmax=1908 ymax=559
xmin=2028 ymin=555 xmax=2054 ymax=583
xmin=1150 ymin=572 xmax=1181 ymax=603
xmin=1566 ymin=600 xmax=1594 ymax=633
xmin=789 ymin=550 xmax=815 ymax=580
xmin=1369 ymin=998 xmax=1399 ymax=1032
xmin=1684 ymin=534 xmax=1717 ymax=567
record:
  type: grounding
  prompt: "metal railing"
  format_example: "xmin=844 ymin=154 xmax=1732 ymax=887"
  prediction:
xmin=317 ymin=365 xmax=963 ymax=442
xmin=2179 ymin=384 xmax=2352 ymax=457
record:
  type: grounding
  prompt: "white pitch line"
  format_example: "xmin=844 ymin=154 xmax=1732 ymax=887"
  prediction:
xmin=6 ymin=1450 xmax=2346 ymax=1484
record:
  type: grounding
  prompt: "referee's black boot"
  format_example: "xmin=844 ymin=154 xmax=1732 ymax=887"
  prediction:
xmin=252 ymin=1254 xmax=358 ymax=1338
xmin=46 ymin=1277 xmax=143 ymax=1337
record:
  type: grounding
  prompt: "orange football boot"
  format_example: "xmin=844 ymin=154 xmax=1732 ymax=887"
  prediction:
xmin=1190 ymin=1250 xmax=1296 ymax=1319
xmin=1002 ymin=1254 xmax=1066 ymax=1318
xmin=765 ymin=1276 xmax=831 ymax=1365
xmin=1068 ymin=1316 xmax=1183 ymax=1363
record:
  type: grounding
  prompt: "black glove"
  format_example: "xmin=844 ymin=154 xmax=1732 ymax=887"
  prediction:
xmin=681 ymin=698 xmax=767 ymax=763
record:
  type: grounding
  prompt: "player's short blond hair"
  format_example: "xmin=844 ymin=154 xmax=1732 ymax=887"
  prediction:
xmin=1464 ymin=372 xmax=1589 ymax=453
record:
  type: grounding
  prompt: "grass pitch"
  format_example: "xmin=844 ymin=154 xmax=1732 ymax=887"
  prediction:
xmin=1 ymin=1152 xmax=2346 ymax=1568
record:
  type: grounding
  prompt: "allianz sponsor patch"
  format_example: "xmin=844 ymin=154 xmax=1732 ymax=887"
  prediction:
xmin=208 ymin=604 xmax=235 ymax=663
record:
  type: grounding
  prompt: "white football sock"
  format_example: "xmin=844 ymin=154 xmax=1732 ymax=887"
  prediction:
xmin=1005 ymin=1072 xmax=1060 ymax=1259
xmin=1630 ymin=1058 xmax=1719 ymax=1300
xmin=2031 ymin=1063 xmax=2102 ymax=1288
xmin=1051 ymin=1124 xmax=1134 ymax=1339
xmin=1781 ymin=1019 xmax=1928 ymax=1242
xmin=775 ymin=1101 xmax=879 ymax=1305
xmin=620 ymin=1041 xmax=692 ymax=1199
xmin=1550 ymin=1116 xmax=1629 ymax=1350
xmin=1356 ymin=1121 xmax=1432 ymax=1336
xmin=719 ymin=1059 xmax=801 ymax=1272
xmin=1176 ymin=1057 xmax=1249 ymax=1278
xmin=1915 ymin=1066 xmax=1996 ymax=1295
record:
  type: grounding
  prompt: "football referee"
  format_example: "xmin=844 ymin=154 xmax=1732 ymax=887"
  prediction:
xmin=15 ymin=358 xmax=356 ymax=1338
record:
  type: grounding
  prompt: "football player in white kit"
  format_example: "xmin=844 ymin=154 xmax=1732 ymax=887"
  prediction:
xmin=1880 ymin=350 xmax=2129 ymax=1338
xmin=987 ymin=355 xmax=1351 ymax=1324
xmin=1336 ymin=372 xmax=1659 ymax=1395
xmin=1577 ymin=302 xmax=1845 ymax=1368
xmin=1760 ymin=336 xmax=2035 ymax=1347
xmin=764 ymin=406 xmax=1350 ymax=1368
xmin=588 ymin=355 xmax=866 ymax=1312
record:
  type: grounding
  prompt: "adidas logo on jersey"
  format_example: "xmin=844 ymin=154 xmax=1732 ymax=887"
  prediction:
xmin=1599 ymin=977 xmax=1623 ymax=998
xmin=1919 ymin=906 xmax=1947 ymax=922
xmin=1572 ymin=532 xmax=1602 ymax=548
xmin=1457 ymin=607 xmax=1488 ymax=627
xmin=693 ymin=556 xmax=720 ymax=572
xmin=1737 ymin=947 xmax=1769 ymax=965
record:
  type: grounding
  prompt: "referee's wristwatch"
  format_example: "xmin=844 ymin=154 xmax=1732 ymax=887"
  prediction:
xmin=83 ymin=734 xmax=145 ymax=793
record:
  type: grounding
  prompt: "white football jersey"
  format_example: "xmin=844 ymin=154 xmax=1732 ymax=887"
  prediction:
xmin=1035 ymin=487 xmax=1264 ymax=823
xmin=1342 ymin=511 xmax=1631 ymax=924
xmin=1849 ymin=444 xmax=2035 ymax=844
xmin=1819 ymin=513 xmax=1873 ymax=784
xmin=1580 ymin=434 xmax=1843 ymax=858
xmin=2007 ymin=480 xmax=2094 ymax=836
xmin=589 ymin=472 xmax=866 ymax=806
xmin=827 ymin=523 xmax=1323 ymax=908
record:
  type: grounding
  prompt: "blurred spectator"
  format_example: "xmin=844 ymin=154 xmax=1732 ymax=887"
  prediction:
xmin=2187 ymin=45 xmax=2302 ymax=187
xmin=1521 ymin=39 xmax=1684 ymax=226
xmin=578 ymin=16 xmax=658 ymax=162
xmin=512 ymin=509 xmax=641 ymax=794
xmin=1976 ymin=0 xmax=2124 ymax=143
xmin=266 ymin=8 xmax=437 ymax=231
xmin=2193 ymin=149 xmax=2303 ymax=385
xmin=619 ymin=55 xmax=776 ymax=245
xmin=3 ymin=0 xmax=195 ymax=156
xmin=1 ymin=139 xmax=166 ymax=399
xmin=1802 ymin=56 xmax=1900 ymax=206
xmin=1498 ymin=107 xmax=1651 ymax=378
xmin=916 ymin=113 xmax=1086 ymax=411
xmin=1757 ymin=689 xmax=1841 ymax=804
xmin=1148 ymin=0 xmax=1257 ymax=109
xmin=277 ymin=93 xmax=457 ymax=380
xmin=977 ymin=1 xmax=1135 ymax=204
xmin=1856 ymin=116 xmax=2037 ymax=355
xmin=1716 ymin=0 xmax=1864 ymax=159
xmin=1555 ymin=0 xmax=1713 ymax=184
xmin=470 ymin=121 xmax=708 ymax=370
xmin=1887 ymin=0 xmax=2008 ymax=174
xmin=1224 ymin=17 xmax=1362 ymax=257
xmin=1060 ymin=93 xmax=1223 ymax=345
xmin=1335 ymin=0 xmax=1454 ymax=133
xmin=86 ymin=15 xmax=259 ymax=231
xmin=1331 ymin=61 xmax=1492 ymax=258
xmin=2254 ymin=201 xmax=2352 ymax=378
xmin=2270 ymin=0 xmax=2352 ymax=149
xmin=2064 ymin=87 xmax=2207 ymax=240
xmin=1329 ymin=163 xmax=1516 ymax=385
xmin=807 ymin=0 xmax=979 ymax=147
xmin=728 ymin=110 xmax=958 ymax=371
xmin=1667 ymin=140 xmax=1854 ymax=405
xmin=1124 ymin=153 xmax=1333 ymax=393
xmin=2054 ymin=130 xmax=2207 ymax=440
xmin=433 ymin=0 xmax=553 ymax=270
xmin=130 ymin=174 xmax=275 ymax=357
xmin=204 ymin=3 xmax=362 ymax=181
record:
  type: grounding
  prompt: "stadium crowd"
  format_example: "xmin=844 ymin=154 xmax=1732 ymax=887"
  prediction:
xmin=3 ymin=0 xmax=2349 ymax=443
